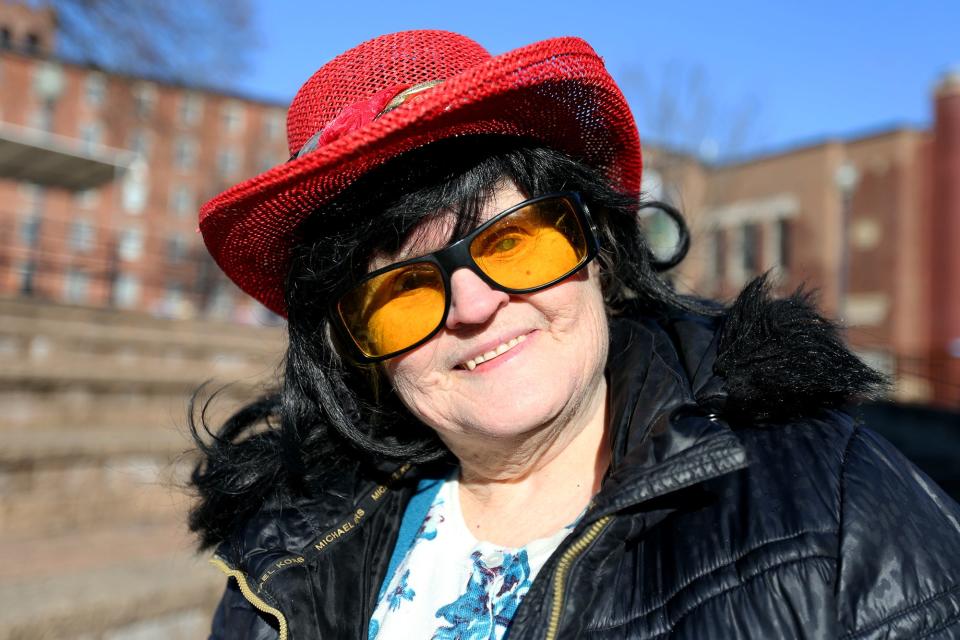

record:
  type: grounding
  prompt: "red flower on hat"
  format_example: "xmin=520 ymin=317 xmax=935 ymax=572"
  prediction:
xmin=316 ymin=85 xmax=404 ymax=148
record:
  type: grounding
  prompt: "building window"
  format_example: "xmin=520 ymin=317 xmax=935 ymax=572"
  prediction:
xmin=132 ymin=82 xmax=157 ymax=118
xmin=712 ymin=229 xmax=725 ymax=282
xmin=32 ymin=61 xmax=63 ymax=97
xmin=167 ymin=234 xmax=189 ymax=264
xmin=159 ymin=282 xmax=188 ymax=318
xmin=20 ymin=182 xmax=44 ymax=219
xmin=19 ymin=182 xmax=43 ymax=204
xmin=128 ymin=129 xmax=152 ymax=158
xmin=179 ymin=92 xmax=204 ymax=126
xmin=63 ymin=269 xmax=90 ymax=303
xmin=174 ymin=136 xmax=198 ymax=170
xmin=170 ymin=185 xmax=195 ymax=217
xmin=75 ymin=188 xmax=100 ymax=210
xmin=79 ymin=121 xmax=103 ymax=149
xmin=25 ymin=33 xmax=41 ymax=55
xmin=85 ymin=73 xmax=106 ymax=107
xmin=113 ymin=273 xmax=140 ymax=308
xmin=775 ymin=219 xmax=791 ymax=270
xmin=845 ymin=293 xmax=890 ymax=327
xmin=851 ymin=217 xmax=881 ymax=250
xmin=122 ymin=159 xmax=149 ymax=213
xmin=206 ymin=282 xmax=234 ymax=319
xmin=221 ymin=101 xmax=245 ymax=135
xmin=19 ymin=216 xmax=41 ymax=247
xmin=17 ymin=261 xmax=36 ymax=295
xmin=32 ymin=62 xmax=63 ymax=130
xmin=29 ymin=107 xmax=52 ymax=130
xmin=741 ymin=223 xmax=760 ymax=276
xmin=263 ymin=110 xmax=284 ymax=141
xmin=118 ymin=227 xmax=144 ymax=261
xmin=217 ymin=148 xmax=241 ymax=177
xmin=70 ymin=219 xmax=96 ymax=252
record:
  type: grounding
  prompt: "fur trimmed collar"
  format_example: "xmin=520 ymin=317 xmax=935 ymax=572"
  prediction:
xmin=669 ymin=276 xmax=888 ymax=423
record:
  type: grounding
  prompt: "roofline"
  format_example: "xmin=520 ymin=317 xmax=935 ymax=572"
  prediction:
xmin=715 ymin=122 xmax=929 ymax=169
xmin=1 ymin=48 xmax=288 ymax=107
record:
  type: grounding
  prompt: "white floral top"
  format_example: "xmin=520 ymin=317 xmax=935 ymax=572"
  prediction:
xmin=369 ymin=476 xmax=578 ymax=640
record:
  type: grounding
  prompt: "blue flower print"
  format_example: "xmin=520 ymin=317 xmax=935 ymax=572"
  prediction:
xmin=369 ymin=619 xmax=380 ymax=640
xmin=433 ymin=549 xmax=533 ymax=640
xmin=388 ymin=569 xmax=415 ymax=611
xmin=415 ymin=500 xmax=445 ymax=542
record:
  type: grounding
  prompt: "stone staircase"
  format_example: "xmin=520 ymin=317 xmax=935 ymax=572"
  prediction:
xmin=0 ymin=297 xmax=286 ymax=639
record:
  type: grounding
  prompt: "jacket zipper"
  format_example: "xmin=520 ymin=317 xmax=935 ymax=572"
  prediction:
xmin=206 ymin=463 xmax=413 ymax=639
xmin=211 ymin=555 xmax=289 ymax=640
xmin=543 ymin=515 xmax=612 ymax=640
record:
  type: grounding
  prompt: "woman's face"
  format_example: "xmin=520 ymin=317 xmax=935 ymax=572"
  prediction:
xmin=377 ymin=182 xmax=609 ymax=447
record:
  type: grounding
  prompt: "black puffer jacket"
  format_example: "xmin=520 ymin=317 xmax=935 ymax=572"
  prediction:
xmin=208 ymin=283 xmax=960 ymax=639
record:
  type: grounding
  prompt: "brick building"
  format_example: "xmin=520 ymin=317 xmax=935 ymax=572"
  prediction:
xmin=653 ymin=70 xmax=960 ymax=408
xmin=0 ymin=3 xmax=288 ymax=323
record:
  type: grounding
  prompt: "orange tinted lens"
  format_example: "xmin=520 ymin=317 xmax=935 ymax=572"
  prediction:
xmin=471 ymin=198 xmax=587 ymax=289
xmin=337 ymin=262 xmax=445 ymax=357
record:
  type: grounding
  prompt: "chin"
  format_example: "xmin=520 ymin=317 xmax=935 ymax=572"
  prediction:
xmin=458 ymin=372 xmax=591 ymax=437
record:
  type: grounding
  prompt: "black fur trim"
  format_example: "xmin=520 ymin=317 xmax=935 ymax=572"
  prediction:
xmin=714 ymin=275 xmax=889 ymax=422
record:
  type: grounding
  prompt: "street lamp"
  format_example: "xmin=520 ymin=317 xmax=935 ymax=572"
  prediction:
xmin=834 ymin=161 xmax=860 ymax=319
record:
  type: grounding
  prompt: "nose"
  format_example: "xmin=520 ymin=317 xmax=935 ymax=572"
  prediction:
xmin=445 ymin=268 xmax=509 ymax=329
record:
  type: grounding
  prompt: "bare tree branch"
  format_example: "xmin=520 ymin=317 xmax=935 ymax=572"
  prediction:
xmin=622 ymin=61 xmax=762 ymax=163
xmin=44 ymin=0 xmax=258 ymax=85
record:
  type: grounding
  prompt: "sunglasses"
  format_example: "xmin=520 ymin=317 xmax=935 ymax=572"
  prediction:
xmin=333 ymin=192 xmax=600 ymax=362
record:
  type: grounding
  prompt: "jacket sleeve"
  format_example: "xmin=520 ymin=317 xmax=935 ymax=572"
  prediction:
xmin=835 ymin=426 xmax=960 ymax=639
xmin=209 ymin=579 xmax=281 ymax=640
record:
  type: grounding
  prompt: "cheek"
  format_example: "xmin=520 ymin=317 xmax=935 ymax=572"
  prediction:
xmin=546 ymin=265 xmax=607 ymax=337
xmin=549 ymin=268 xmax=609 ymax=378
xmin=382 ymin=341 xmax=452 ymax=407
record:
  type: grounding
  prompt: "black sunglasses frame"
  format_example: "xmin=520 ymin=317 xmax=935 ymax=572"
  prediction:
xmin=331 ymin=191 xmax=601 ymax=363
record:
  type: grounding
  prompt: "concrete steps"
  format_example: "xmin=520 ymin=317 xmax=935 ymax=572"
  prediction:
xmin=1 ymin=428 xmax=194 ymax=537
xmin=0 ymin=523 xmax=223 ymax=639
xmin=0 ymin=298 xmax=281 ymax=637
xmin=0 ymin=295 xmax=285 ymax=430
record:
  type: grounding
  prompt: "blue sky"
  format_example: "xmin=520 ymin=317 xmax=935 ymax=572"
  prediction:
xmin=235 ymin=0 xmax=958 ymax=158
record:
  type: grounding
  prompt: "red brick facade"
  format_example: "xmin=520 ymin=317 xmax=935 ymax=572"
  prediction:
xmin=658 ymin=73 xmax=960 ymax=407
xmin=930 ymin=75 xmax=960 ymax=405
xmin=0 ymin=4 xmax=288 ymax=323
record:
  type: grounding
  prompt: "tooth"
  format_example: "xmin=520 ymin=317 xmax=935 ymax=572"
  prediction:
xmin=508 ymin=338 xmax=518 ymax=347
xmin=475 ymin=355 xmax=485 ymax=364
xmin=517 ymin=334 xmax=527 ymax=342
xmin=483 ymin=350 xmax=497 ymax=360
xmin=496 ymin=343 xmax=508 ymax=355
xmin=466 ymin=360 xmax=476 ymax=371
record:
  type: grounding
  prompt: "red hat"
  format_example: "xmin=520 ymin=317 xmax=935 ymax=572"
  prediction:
xmin=199 ymin=30 xmax=641 ymax=317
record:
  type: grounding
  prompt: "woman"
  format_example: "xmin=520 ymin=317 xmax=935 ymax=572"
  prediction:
xmin=191 ymin=31 xmax=960 ymax=639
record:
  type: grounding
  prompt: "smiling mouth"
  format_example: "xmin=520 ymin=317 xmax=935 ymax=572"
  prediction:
xmin=461 ymin=334 xmax=528 ymax=371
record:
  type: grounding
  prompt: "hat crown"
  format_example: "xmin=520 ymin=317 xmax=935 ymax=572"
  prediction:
xmin=287 ymin=30 xmax=491 ymax=155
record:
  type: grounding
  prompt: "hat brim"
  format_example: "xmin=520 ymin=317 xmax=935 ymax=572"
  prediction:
xmin=199 ymin=37 xmax=641 ymax=317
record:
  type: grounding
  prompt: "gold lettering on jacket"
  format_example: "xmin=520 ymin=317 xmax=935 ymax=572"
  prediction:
xmin=314 ymin=507 xmax=366 ymax=551
xmin=254 ymin=464 xmax=413 ymax=587
xmin=259 ymin=556 xmax=305 ymax=585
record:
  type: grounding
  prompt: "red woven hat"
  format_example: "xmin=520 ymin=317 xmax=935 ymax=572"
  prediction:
xmin=199 ymin=30 xmax=642 ymax=317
